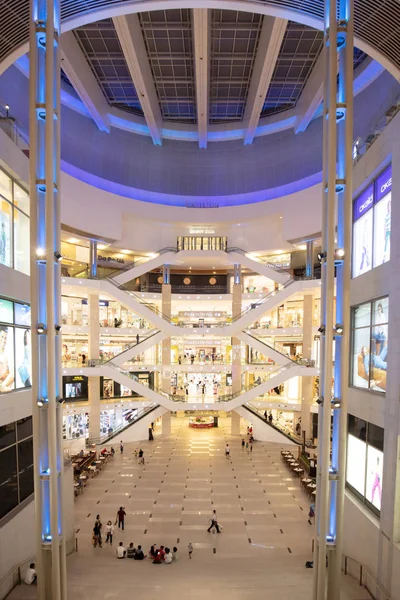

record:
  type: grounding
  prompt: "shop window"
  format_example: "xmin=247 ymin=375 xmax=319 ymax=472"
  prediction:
xmin=17 ymin=417 xmax=33 ymax=441
xmin=346 ymin=415 xmax=384 ymax=516
xmin=352 ymin=165 xmax=391 ymax=278
xmin=0 ymin=297 xmax=31 ymax=394
xmin=0 ymin=445 xmax=18 ymax=518
xmin=13 ymin=183 xmax=29 ymax=216
xmin=14 ymin=209 xmax=30 ymax=275
xmin=350 ymin=297 xmax=388 ymax=393
xmin=0 ymin=422 xmax=16 ymax=449
xmin=0 ymin=170 xmax=12 ymax=202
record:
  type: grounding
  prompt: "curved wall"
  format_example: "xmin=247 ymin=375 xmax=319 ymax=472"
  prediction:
xmin=0 ymin=65 xmax=399 ymax=206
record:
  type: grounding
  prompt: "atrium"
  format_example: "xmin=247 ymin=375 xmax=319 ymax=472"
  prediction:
xmin=0 ymin=0 xmax=399 ymax=599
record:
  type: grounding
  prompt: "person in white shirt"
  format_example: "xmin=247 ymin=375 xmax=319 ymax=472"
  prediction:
xmin=116 ymin=542 xmax=126 ymax=559
xmin=24 ymin=563 xmax=37 ymax=585
xmin=164 ymin=548 xmax=173 ymax=564
xmin=225 ymin=444 xmax=230 ymax=458
xmin=105 ymin=521 xmax=114 ymax=545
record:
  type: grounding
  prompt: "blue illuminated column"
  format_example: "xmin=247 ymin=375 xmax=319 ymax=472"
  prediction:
xmin=90 ymin=240 xmax=98 ymax=278
xmin=161 ymin=264 xmax=171 ymax=393
xmin=313 ymin=0 xmax=353 ymax=598
xmin=231 ymin=264 xmax=242 ymax=401
xmin=29 ymin=0 xmax=67 ymax=595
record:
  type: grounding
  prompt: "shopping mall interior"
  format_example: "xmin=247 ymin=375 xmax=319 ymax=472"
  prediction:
xmin=0 ymin=0 xmax=399 ymax=598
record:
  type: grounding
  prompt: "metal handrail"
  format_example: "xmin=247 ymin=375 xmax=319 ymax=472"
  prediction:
xmin=104 ymin=246 xmax=177 ymax=279
xmin=216 ymin=363 xmax=295 ymax=402
xmin=86 ymin=402 xmax=160 ymax=445
xmin=226 ymin=247 xmax=291 ymax=274
xmin=231 ymin=277 xmax=296 ymax=323
xmin=100 ymin=329 xmax=162 ymax=365
xmin=243 ymin=331 xmax=299 ymax=365
xmin=243 ymin=403 xmax=302 ymax=444
xmin=342 ymin=554 xmax=390 ymax=600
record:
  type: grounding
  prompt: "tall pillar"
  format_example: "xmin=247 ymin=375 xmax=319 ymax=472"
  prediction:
xmin=232 ymin=264 xmax=242 ymax=395
xmin=306 ymin=240 xmax=314 ymax=278
xmin=88 ymin=292 xmax=100 ymax=440
xmin=313 ymin=0 xmax=353 ymax=598
xmin=161 ymin=265 xmax=171 ymax=393
xmin=301 ymin=294 xmax=314 ymax=439
xmin=231 ymin=410 xmax=240 ymax=435
xmin=162 ymin=411 xmax=171 ymax=435
xmin=29 ymin=0 xmax=67 ymax=594
xmin=89 ymin=240 xmax=98 ymax=278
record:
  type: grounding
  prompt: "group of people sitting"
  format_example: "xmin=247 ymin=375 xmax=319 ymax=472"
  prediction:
xmin=149 ymin=544 xmax=178 ymax=564
xmin=116 ymin=542 xmax=146 ymax=560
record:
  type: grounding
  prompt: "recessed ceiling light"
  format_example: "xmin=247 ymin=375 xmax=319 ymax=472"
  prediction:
xmin=68 ymin=238 xmax=78 ymax=244
xmin=97 ymin=244 xmax=107 ymax=250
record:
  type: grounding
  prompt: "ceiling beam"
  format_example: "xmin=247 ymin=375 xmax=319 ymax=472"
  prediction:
xmin=193 ymin=8 xmax=210 ymax=149
xmin=61 ymin=32 xmax=110 ymax=133
xmin=113 ymin=15 xmax=163 ymax=146
xmin=293 ymin=50 xmax=327 ymax=134
xmin=243 ymin=17 xmax=287 ymax=146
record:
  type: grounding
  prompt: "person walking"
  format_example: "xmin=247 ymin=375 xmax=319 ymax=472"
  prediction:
xmin=138 ymin=448 xmax=145 ymax=464
xmin=105 ymin=520 xmax=114 ymax=545
xmin=207 ymin=510 xmax=221 ymax=533
xmin=241 ymin=439 xmax=245 ymax=450
xmin=120 ymin=440 xmax=124 ymax=454
xmin=136 ymin=333 xmax=140 ymax=345
xmin=225 ymin=443 xmax=230 ymax=459
xmin=117 ymin=506 xmax=126 ymax=530
xmin=188 ymin=541 xmax=194 ymax=559
xmin=94 ymin=514 xmax=102 ymax=547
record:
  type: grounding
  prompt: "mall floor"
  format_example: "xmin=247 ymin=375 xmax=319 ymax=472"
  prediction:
xmin=11 ymin=417 xmax=369 ymax=600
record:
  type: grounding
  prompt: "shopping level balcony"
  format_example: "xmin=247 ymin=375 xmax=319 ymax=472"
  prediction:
xmin=63 ymin=361 xmax=318 ymax=412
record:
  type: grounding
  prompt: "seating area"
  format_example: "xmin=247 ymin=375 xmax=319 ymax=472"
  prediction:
xmin=281 ymin=450 xmax=316 ymax=497
xmin=72 ymin=448 xmax=114 ymax=497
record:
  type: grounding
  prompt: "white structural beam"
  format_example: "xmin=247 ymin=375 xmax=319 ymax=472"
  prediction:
xmin=61 ymin=31 xmax=110 ymax=133
xmin=243 ymin=17 xmax=287 ymax=146
xmin=192 ymin=8 xmax=210 ymax=149
xmin=113 ymin=15 xmax=163 ymax=146
xmin=294 ymin=50 xmax=328 ymax=134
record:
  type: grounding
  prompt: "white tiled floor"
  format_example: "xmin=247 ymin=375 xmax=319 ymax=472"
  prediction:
xmin=10 ymin=417 xmax=370 ymax=599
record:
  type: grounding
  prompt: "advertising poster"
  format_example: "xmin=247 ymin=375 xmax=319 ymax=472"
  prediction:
xmin=346 ymin=434 xmax=366 ymax=495
xmin=366 ymin=446 xmax=383 ymax=511
xmin=373 ymin=193 xmax=391 ymax=267
xmin=0 ymin=205 xmax=11 ymax=268
xmin=0 ymin=325 xmax=15 ymax=392
xmin=370 ymin=299 xmax=388 ymax=392
xmin=0 ymin=298 xmax=13 ymax=323
xmin=352 ymin=328 xmax=370 ymax=389
xmin=14 ymin=303 xmax=31 ymax=326
xmin=15 ymin=328 xmax=31 ymax=388
xmin=353 ymin=210 xmax=373 ymax=278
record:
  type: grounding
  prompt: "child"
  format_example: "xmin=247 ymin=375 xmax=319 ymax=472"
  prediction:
xmin=188 ymin=541 xmax=193 ymax=559
xmin=105 ymin=520 xmax=114 ymax=545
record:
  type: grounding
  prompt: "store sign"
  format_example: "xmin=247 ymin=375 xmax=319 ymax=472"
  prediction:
xmin=98 ymin=255 xmax=126 ymax=265
xmin=81 ymin=300 xmax=109 ymax=306
xmin=179 ymin=311 xmax=226 ymax=318
xmin=375 ymin=165 xmax=392 ymax=203
xmin=188 ymin=228 xmax=216 ymax=235
xmin=353 ymin=185 xmax=374 ymax=221
xmin=184 ymin=339 xmax=222 ymax=345
xmin=186 ymin=203 xmax=219 ymax=209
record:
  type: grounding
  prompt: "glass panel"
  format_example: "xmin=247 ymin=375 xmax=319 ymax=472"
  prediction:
xmin=348 ymin=415 xmax=367 ymax=440
xmin=0 ymin=170 xmax=12 ymax=201
xmin=367 ymin=423 xmax=384 ymax=451
xmin=353 ymin=302 xmax=371 ymax=329
xmin=0 ymin=199 xmax=12 ymax=268
xmin=13 ymin=184 xmax=29 ymax=216
xmin=15 ymin=328 xmax=31 ymax=388
xmin=18 ymin=466 xmax=34 ymax=502
xmin=0 ymin=422 xmax=16 ymax=449
xmin=365 ymin=446 xmax=383 ymax=511
xmin=17 ymin=417 xmax=33 ymax=441
xmin=351 ymin=327 xmax=370 ymax=389
xmin=14 ymin=303 xmax=31 ymax=326
xmin=0 ymin=445 xmax=18 ymax=518
xmin=14 ymin=209 xmax=30 ymax=275
xmin=0 ymin=298 xmax=13 ymax=323
xmin=352 ymin=209 xmax=373 ymax=278
xmin=18 ymin=438 xmax=33 ymax=472
xmin=0 ymin=325 xmax=15 ymax=392
xmin=346 ymin=434 xmax=366 ymax=495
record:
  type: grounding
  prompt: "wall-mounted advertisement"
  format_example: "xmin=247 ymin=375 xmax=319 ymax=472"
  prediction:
xmin=353 ymin=165 xmax=392 ymax=278
xmin=366 ymin=446 xmax=383 ymax=511
xmin=14 ymin=303 xmax=31 ymax=326
xmin=0 ymin=299 xmax=13 ymax=323
xmin=15 ymin=328 xmax=31 ymax=388
xmin=346 ymin=434 xmax=366 ymax=495
xmin=0 ymin=325 xmax=15 ymax=392
xmin=373 ymin=166 xmax=392 ymax=268
xmin=0 ymin=200 xmax=12 ymax=268
xmin=352 ymin=185 xmax=373 ymax=278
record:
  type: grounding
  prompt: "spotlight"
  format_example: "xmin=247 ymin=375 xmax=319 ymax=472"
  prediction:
xmin=334 ymin=323 xmax=343 ymax=335
xmin=317 ymin=251 xmax=327 ymax=262
xmin=54 ymin=251 xmax=62 ymax=262
xmin=37 ymin=323 xmax=46 ymax=334
xmin=37 ymin=398 xmax=48 ymax=407
xmin=332 ymin=398 xmax=341 ymax=408
xmin=318 ymin=325 xmax=325 ymax=334
xmin=55 ymin=324 xmax=62 ymax=332
xmin=335 ymin=248 xmax=345 ymax=259
xmin=36 ymin=248 xmax=45 ymax=258
xmin=57 ymin=396 xmax=65 ymax=404
xmin=316 ymin=397 xmax=324 ymax=405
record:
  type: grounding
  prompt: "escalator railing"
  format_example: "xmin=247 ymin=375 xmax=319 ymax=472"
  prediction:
xmin=243 ymin=403 xmax=302 ymax=444
xmin=100 ymin=329 xmax=162 ymax=365
xmin=86 ymin=402 xmax=160 ymax=445
xmin=243 ymin=331 xmax=298 ymax=365
xmin=227 ymin=247 xmax=291 ymax=275
xmin=104 ymin=246 xmax=177 ymax=280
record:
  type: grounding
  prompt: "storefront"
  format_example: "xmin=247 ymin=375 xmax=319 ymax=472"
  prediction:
xmin=171 ymin=337 xmax=232 ymax=364
xmin=176 ymin=310 xmax=229 ymax=329
xmin=0 ymin=297 xmax=31 ymax=393
xmin=61 ymin=296 xmax=148 ymax=329
xmin=0 ymin=168 xmax=30 ymax=275
xmin=171 ymin=371 xmax=230 ymax=396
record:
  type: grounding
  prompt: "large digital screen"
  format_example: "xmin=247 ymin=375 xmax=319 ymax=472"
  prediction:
xmin=346 ymin=434 xmax=366 ymax=495
xmin=0 ymin=325 xmax=15 ymax=392
xmin=366 ymin=446 xmax=383 ymax=511
xmin=15 ymin=328 xmax=31 ymax=388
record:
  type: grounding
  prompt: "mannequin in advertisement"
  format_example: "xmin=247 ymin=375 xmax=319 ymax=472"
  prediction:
xmin=0 ymin=326 xmax=14 ymax=392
